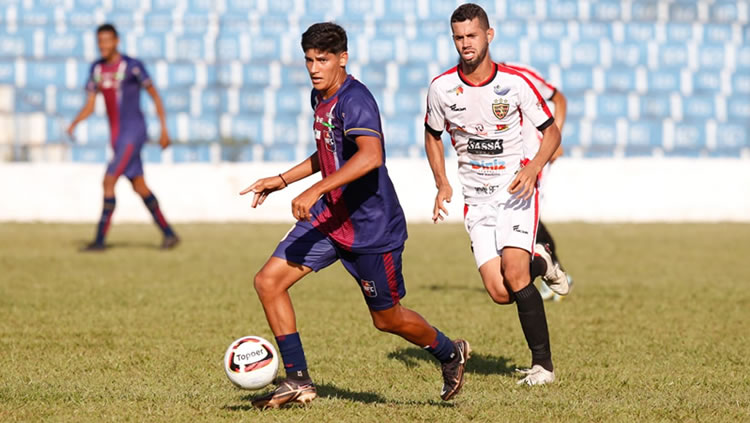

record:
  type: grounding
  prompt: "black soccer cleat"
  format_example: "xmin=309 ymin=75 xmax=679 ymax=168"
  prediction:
xmin=440 ymin=339 xmax=471 ymax=401
xmin=80 ymin=241 xmax=106 ymax=252
xmin=160 ymin=234 xmax=180 ymax=250
xmin=251 ymin=378 xmax=317 ymax=409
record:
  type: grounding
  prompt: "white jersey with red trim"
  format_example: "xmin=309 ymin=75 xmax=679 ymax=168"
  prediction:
xmin=500 ymin=63 xmax=558 ymax=159
xmin=425 ymin=62 xmax=554 ymax=204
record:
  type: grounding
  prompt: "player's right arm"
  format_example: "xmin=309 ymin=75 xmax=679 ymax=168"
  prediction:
xmin=66 ymin=92 xmax=96 ymax=139
xmin=424 ymin=81 xmax=452 ymax=223
xmin=239 ymin=152 xmax=320 ymax=208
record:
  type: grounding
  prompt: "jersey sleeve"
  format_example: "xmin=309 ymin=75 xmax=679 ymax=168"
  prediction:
xmin=517 ymin=75 xmax=554 ymax=131
xmin=85 ymin=63 xmax=98 ymax=93
xmin=341 ymin=91 xmax=383 ymax=140
xmin=424 ymin=81 xmax=446 ymax=137
xmin=131 ymin=59 xmax=153 ymax=88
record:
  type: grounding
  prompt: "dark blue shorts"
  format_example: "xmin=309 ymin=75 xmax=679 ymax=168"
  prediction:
xmin=272 ymin=220 xmax=407 ymax=311
xmin=106 ymin=132 xmax=146 ymax=180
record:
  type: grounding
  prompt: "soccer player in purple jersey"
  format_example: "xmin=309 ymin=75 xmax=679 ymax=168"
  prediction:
xmin=68 ymin=24 xmax=178 ymax=251
xmin=239 ymin=23 xmax=469 ymax=408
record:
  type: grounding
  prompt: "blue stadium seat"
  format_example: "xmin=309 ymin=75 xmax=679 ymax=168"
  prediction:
xmin=715 ymin=121 xmax=750 ymax=151
xmin=407 ymin=37 xmax=436 ymax=64
xmin=527 ymin=40 xmax=560 ymax=68
xmin=146 ymin=116 xmax=179 ymax=141
xmin=579 ymin=22 xmax=612 ymax=41
xmin=183 ymin=13 xmax=212 ymax=34
xmin=589 ymin=119 xmax=618 ymax=146
xmin=184 ymin=116 xmax=219 ymax=142
xmin=172 ymin=144 xmax=211 ymax=163
xmin=545 ymin=0 xmax=578 ymax=20
xmin=71 ymin=0 xmax=102 ymax=9
xmin=639 ymin=95 xmax=672 ymax=119
xmin=342 ymin=0 xmax=379 ymax=18
xmin=111 ymin=0 xmax=145 ymax=11
xmin=280 ymin=64 xmax=310 ymax=88
xmin=141 ymin=144 xmax=163 ymax=163
xmin=151 ymin=0 xmax=185 ymax=11
xmin=665 ymin=22 xmax=694 ymax=42
xmin=623 ymin=145 xmax=656 ymax=157
xmin=630 ymin=1 xmax=658 ymax=21
xmin=682 ymin=95 xmax=716 ymax=120
xmin=384 ymin=0 xmax=419 ymax=17
xmin=236 ymin=88 xmax=265 ymax=114
xmin=590 ymin=0 xmax=623 ymax=22
xmin=383 ymin=118 xmax=417 ymax=146
xmin=732 ymin=73 xmax=750 ymax=95
xmin=16 ymin=8 xmax=55 ymax=27
xmin=72 ymin=144 xmax=107 ymax=163
xmin=104 ymin=12 xmax=136 ymax=30
xmin=216 ymin=35 xmax=241 ymax=61
xmin=626 ymin=120 xmax=662 ymax=148
xmin=335 ymin=18 xmax=366 ymax=38
xmin=604 ymin=68 xmax=637 ymax=92
xmin=276 ymin=88 xmax=305 ymax=114
xmin=0 ymin=33 xmax=29 ymax=58
xmin=672 ymin=122 xmax=706 ymax=150
xmin=490 ymin=42 xmax=521 ymax=63
xmin=727 ymin=97 xmax=750 ymax=120
xmin=154 ymin=89 xmax=190 ymax=113
xmin=559 ymin=67 xmax=593 ymax=93
xmin=368 ymin=37 xmax=397 ymax=63
xmin=569 ymin=41 xmax=600 ymax=67
xmin=56 ymin=89 xmax=86 ymax=115
xmin=611 ymin=42 xmax=647 ymax=68
xmin=393 ymin=90 xmax=423 ymax=115
xmin=710 ymin=1 xmax=740 ymax=23
xmin=536 ymin=20 xmax=569 ymax=41
xmin=45 ymin=31 xmax=86 ymax=59
xmin=624 ymin=22 xmax=655 ymax=43
xmin=249 ymin=36 xmax=281 ymax=61
xmin=173 ymin=36 xmax=206 ymax=61
xmin=82 ymin=116 xmax=111 ymax=144
xmin=565 ymin=95 xmax=585 ymax=118
xmin=506 ymin=1 xmax=540 ymax=20
xmin=65 ymin=10 xmax=99 ymax=29
xmin=583 ymin=144 xmax=616 ymax=158
xmin=647 ymin=69 xmax=681 ymax=92
xmin=697 ymin=44 xmax=726 ymax=70
xmin=422 ymin=0 xmax=460 ymax=18
xmin=561 ymin=119 xmax=581 ymax=146
xmin=702 ymin=23 xmax=734 ymax=43
xmin=471 ymin=0 xmax=498 ymax=16
xmin=221 ymin=144 xmax=254 ymax=162
xmin=25 ymin=61 xmax=67 ymax=88
xmin=658 ymin=43 xmax=690 ymax=69
xmin=269 ymin=115 xmax=299 ymax=145
xmin=263 ymin=143 xmax=296 ymax=162
xmin=186 ymin=0 xmax=215 ymax=12
xmin=398 ymin=64 xmax=431 ymax=89
xmin=303 ymin=0 xmax=334 ymax=18
xmin=0 ymin=60 xmax=15 ymax=84
xmin=14 ymin=88 xmax=45 ymax=113
xmin=375 ymin=20 xmax=406 ymax=38
xmin=359 ymin=64 xmax=388 ymax=88
xmin=135 ymin=34 xmax=166 ymax=60
xmin=224 ymin=114 xmax=263 ymax=143
xmin=235 ymin=64 xmax=270 ymax=87
xmin=668 ymin=2 xmax=698 ymax=22
xmin=693 ymin=71 xmax=722 ymax=93
xmin=595 ymin=94 xmax=627 ymax=118
xmin=736 ymin=46 xmax=750 ymax=69
xmin=166 ymin=62 xmax=197 ymax=88
xmin=493 ymin=20 xmax=526 ymax=40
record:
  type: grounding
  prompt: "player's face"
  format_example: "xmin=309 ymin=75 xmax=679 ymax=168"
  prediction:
xmin=451 ymin=19 xmax=494 ymax=67
xmin=304 ymin=49 xmax=348 ymax=94
xmin=97 ymin=31 xmax=119 ymax=61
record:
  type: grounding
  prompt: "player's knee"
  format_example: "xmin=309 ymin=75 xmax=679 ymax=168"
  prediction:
xmin=502 ymin=263 xmax=530 ymax=288
xmin=253 ymin=271 xmax=277 ymax=298
xmin=488 ymin=290 xmax=513 ymax=305
xmin=370 ymin=310 xmax=401 ymax=333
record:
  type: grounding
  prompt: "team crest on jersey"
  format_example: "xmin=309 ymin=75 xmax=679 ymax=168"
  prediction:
xmin=361 ymin=280 xmax=377 ymax=297
xmin=324 ymin=131 xmax=335 ymax=152
xmin=492 ymin=99 xmax=510 ymax=120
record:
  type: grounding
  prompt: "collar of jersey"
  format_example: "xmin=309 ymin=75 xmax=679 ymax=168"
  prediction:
xmin=457 ymin=62 xmax=497 ymax=87
xmin=316 ymin=75 xmax=353 ymax=104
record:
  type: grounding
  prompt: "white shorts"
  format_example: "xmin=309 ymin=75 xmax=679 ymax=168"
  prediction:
xmin=463 ymin=189 xmax=540 ymax=268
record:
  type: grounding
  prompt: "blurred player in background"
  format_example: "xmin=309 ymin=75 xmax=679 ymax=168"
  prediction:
xmin=424 ymin=3 xmax=568 ymax=385
xmin=240 ymin=23 xmax=469 ymax=409
xmin=68 ymin=24 xmax=179 ymax=251
xmin=500 ymin=62 xmax=572 ymax=301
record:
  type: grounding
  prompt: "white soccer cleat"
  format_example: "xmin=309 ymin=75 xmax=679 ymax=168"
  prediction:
xmin=538 ymin=280 xmax=555 ymax=301
xmin=515 ymin=365 xmax=555 ymax=386
xmin=553 ymin=275 xmax=574 ymax=302
xmin=535 ymin=244 xmax=569 ymax=296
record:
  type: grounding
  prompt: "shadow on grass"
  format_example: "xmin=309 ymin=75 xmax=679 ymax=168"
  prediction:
xmin=222 ymin=382 xmax=454 ymax=411
xmin=388 ymin=347 xmax=517 ymax=376
xmin=75 ymin=240 xmax=161 ymax=251
xmin=425 ymin=284 xmax=486 ymax=294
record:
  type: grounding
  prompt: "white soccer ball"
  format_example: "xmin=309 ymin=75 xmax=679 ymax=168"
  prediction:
xmin=223 ymin=336 xmax=279 ymax=390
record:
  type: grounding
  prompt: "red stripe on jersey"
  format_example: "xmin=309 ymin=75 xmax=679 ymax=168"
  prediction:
xmin=431 ymin=66 xmax=458 ymax=84
xmin=500 ymin=63 xmax=557 ymax=93
xmin=496 ymin=64 xmax=553 ymax=119
xmin=458 ymin=62 xmax=498 ymax=87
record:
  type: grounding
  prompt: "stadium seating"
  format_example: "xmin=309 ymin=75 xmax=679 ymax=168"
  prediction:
xmin=1 ymin=0 xmax=748 ymax=163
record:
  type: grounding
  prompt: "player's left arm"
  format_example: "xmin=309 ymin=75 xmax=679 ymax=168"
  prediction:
xmin=291 ymin=135 xmax=382 ymax=221
xmin=509 ymin=77 xmax=562 ymax=200
xmin=145 ymin=85 xmax=170 ymax=150
xmin=548 ymin=90 xmax=567 ymax=162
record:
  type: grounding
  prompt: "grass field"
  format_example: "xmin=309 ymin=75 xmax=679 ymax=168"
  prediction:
xmin=1 ymin=222 xmax=749 ymax=422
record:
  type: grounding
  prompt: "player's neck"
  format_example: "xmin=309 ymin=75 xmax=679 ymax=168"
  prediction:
xmin=105 ymin=52 xmax=122 ymax=64
xmin=459 ymin=58 xmax=494 ymax=85
xmin=321 ymin=69 xmax=348 ymax=100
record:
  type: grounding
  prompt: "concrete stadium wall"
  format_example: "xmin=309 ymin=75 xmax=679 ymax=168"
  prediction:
xmin=1 ymin=158 xmax=749 ymax=223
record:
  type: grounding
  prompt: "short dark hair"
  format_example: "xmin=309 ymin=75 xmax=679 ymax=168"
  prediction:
xmin=301 ymin=22 xmax=347 ymax=54
xmin=97 ymin=23 xmax=118 ymax=38
xmin=451 ymin=3 xmax=490 ymax=30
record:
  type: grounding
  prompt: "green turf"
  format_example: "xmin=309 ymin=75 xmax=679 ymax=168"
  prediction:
xmin=1 ymin=222 xmax=749 ymax=422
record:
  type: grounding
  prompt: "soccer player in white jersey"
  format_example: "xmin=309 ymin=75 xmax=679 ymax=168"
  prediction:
xmin=424 ymin=3 xmax=569 ymax=386
xmin=501 ymin=62 xmax=571 ymax=301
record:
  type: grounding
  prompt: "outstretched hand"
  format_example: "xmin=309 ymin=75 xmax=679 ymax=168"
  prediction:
xmin=240 ymin=175 xmax=287 ymax=208
xmin=432 ymin=184 xmax=453 ymax=223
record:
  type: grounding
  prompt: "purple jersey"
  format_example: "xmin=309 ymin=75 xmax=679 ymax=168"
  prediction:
xmin=86 ymin=55 xmax=151 ymax=146
xmin=309 ymin=75 xmax=407 ymax=254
